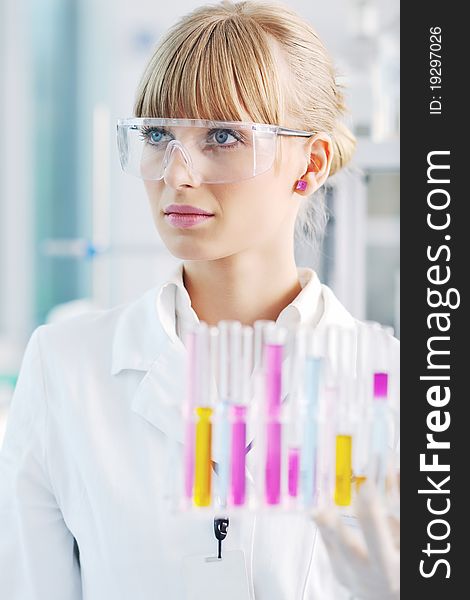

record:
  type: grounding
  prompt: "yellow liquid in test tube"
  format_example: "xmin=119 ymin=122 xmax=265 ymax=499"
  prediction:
xmin=194 ymin=407 xmax=213 ymax=507
xmin=334 ymin=435 xmax=352 ymax=506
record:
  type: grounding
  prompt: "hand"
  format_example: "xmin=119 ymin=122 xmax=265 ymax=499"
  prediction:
xmin=312 ymin=482 xmax=400 ymax=600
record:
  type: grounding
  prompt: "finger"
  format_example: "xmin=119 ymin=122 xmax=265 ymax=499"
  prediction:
xmin=387 ymin=513 xmax=400 ymax=550
xmin=313 ymin=508 xmax=357 ymax=588
xmin=316 ymin=507 xmax=369 ymax=561
xmin=314 ymin=508 xmax=371 ymax=580
xmin=385 ymin=463 xmax=401 ymax=512
xmin=354 ymin=481 xmax=399 ymax=575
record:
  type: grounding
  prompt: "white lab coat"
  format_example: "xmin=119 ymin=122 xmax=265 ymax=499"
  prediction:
xmin=0 ymin=280 xmax=398 ymax=599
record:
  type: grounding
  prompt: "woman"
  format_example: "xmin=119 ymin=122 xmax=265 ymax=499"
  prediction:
xmin=0 ymin=1 xmax=398 ymax=598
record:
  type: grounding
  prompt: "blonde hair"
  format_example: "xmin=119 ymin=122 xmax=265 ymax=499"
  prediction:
xmin=134 ymin=0 xmax=356 ymax=244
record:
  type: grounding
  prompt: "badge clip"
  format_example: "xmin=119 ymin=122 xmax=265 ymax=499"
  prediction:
xmin=213 ymin=517 xmax=229 ymax=559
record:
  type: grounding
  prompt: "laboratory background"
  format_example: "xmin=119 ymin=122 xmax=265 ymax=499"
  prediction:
xmin=0 ymin=0 xmax=399 ymax=443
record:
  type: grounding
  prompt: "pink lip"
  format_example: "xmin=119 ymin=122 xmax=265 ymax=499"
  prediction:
xmin=163 ymin=204 xmax=215 ymax=229
xmin=164 ymin=204 xmax=214 ymax=216
xmin=164 ymin=213 xmax=214 ymax=228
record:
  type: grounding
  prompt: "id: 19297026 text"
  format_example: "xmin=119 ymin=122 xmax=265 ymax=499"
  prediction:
xmin=429 ymin=26 xmax=443 ymax=115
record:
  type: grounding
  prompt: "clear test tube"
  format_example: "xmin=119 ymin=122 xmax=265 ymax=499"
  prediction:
xmin=227 ymin=321 xmax=243 ymax=407
xmin=213 ymin=321 xmax=231 ymax=509
xmin=165 ymin=331 xmax=196 ymax=510
xmin=387 ymin=327 xmax=400 ymax=513
xmin=230 ymin=325 xmax=253 ymax=507
xmin=300 ymin=328 xmax=323 ymax=508
xmin=240 ymin=326 xmax=254 ymax=412
xmin=316 ymin=325 xmax=340 ymax=507
xmin=284 ymin=327 xmax=306 ymax=505
xmin=384 ymin=325 xmax=400 ymax=446
xmin=209 ymin=326 xmax=220 ymax=408
xmin=371 ymin=372 xmax=389 ymax=494
xmin=352 ymin=325 xmax=374 ymax=496
xmin=382 ymin=325 xmax=400 ymax=509
xmin=254 ymin=321 xmax=274 ymax=372
xmin=367 ymin=324 xmax=393 ymax=497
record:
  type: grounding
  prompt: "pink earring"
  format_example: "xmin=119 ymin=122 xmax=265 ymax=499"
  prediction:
xmin=295 ymin=180 xmax=307 ymax=191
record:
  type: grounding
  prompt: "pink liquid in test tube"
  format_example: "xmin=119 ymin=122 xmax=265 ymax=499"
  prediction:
xmin=184 ymin=420 xmax=195 ymax=499
xmin=288 ymin=447 xmax=300 ymax=497
xmin=230 ymin=405 xmax=247 ymax=506
xmin=266 ymin=422 xmax=281 ymax=504
xmin=265 ymin=342 xmax=282 ymax=505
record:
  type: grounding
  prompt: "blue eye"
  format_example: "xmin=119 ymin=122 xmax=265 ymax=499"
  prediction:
xmin=214 ymin=130 xmax=230 ymax=144
xmin=208 ymin=128 xmax=243 ymax=147
xmin=140 ymin=127 xmax=171 ymax=145
xmin=150 ymin=130 xmax=162 ymax=143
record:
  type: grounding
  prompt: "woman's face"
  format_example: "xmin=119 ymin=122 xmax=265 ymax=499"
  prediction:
xmin=144 ymin=129 xmax=321 ymax=261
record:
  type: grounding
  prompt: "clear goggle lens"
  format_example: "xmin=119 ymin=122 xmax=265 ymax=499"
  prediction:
xmin=117 ymin=118 xmax=288 ymax=184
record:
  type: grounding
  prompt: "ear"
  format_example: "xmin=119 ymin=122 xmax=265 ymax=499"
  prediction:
xmin=294 ymin=133 xmax=334 ymax=196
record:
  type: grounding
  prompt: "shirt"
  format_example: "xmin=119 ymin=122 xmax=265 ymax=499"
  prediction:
xmin=156 ymin=262 xmax=325 ymax=346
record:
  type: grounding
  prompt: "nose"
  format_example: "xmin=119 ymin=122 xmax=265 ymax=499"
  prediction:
xmin=162 ymin=140 xmax=202 ymax=188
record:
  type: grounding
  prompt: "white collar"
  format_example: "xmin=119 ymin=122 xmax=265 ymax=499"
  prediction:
xmin=155 ymin=263 xmax=325 ymax=345
xmin=155 ymin=263 xmax=193 ymax=345
xmin=110 ymin=265 xmax=355 ymax=376
xmin=276 ymin=267 xmax=323 ymax=328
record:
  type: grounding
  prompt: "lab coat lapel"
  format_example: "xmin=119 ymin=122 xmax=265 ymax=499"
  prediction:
xmin=130 ymin=338 xmax=187 ymax=444
xmin=111 ymin=285 xmax=188 ymax=444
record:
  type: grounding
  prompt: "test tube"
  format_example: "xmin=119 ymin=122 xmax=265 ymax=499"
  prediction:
xmin=386 ymin=325 xmax=400 ymax=510
xmin=285 ymin=328 xmax=306 ymax=502
xmin=250 ymin=321 xmax=275 ymax=508
xmin=254 ymin=321 xmax=274 ymax=371
xmin=213 ymin=322 xmax=230 ymax=508
xmin=334 ymin=327 xmax=356 ymax=507
xmin=194 ymin=407 xmax=213 ymax=506
xmin=230 ymin=325 xmax=253 ymax=506
xmin=264 ymin=327 xmax=286 ymax=506
xmin=334 ymin=434 xmax=352 ymax=506
xmin=367 ymin=324 xmax=392 ymax=496
xmin=183 ymin=330 xmax=198 ymax=502
xmin=370 ymin=371 xmax=389 ymax=494
xmin=194 ymin=324 xmax=213 ymax=507
xmin=352 ymin=325 xmax=374 ymax=495
xmin=227 ymin=321 xmax=242 ymax=506
xmin=317 ymin=325 xmax=341 ymax=506
xmin=300 ymin=329 xmax=323 ymax=507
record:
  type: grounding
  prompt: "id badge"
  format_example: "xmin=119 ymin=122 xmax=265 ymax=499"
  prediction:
xmin=182 ymin=549 xmax=251 ymax=600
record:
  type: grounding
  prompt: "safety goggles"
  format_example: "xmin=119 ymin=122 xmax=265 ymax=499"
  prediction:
xmin=117 ymin=118 xmax=316 ymax=184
